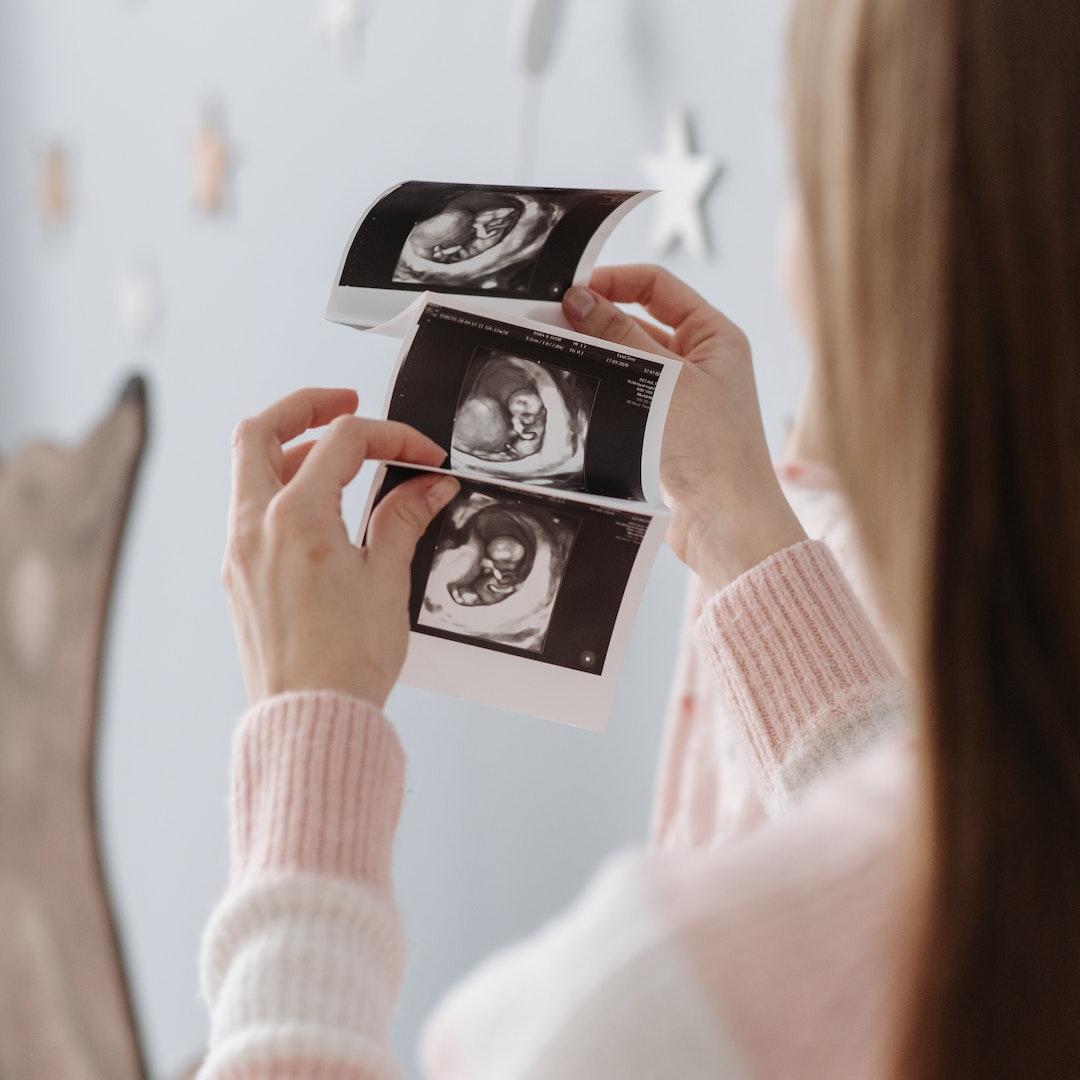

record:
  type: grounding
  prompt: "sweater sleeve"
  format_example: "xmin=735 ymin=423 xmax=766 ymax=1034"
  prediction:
xmin=197 ymin=690 xmax=409 ymax=1080
xmin=697 ymin=539 xmax=907 ymax=813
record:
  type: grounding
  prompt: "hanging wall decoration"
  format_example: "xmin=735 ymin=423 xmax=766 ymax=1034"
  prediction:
xmin=318 ymin=0 xmax=376 ymax=64
xmin=509 ymin=0 xmax=570 ymax=183
xmin=638 ymin=109 xmax=721 ymax=260
xmin=190 ymin=103 xmax=234 ymax=216
xmin=117 ymin=260 xmax=165 ymax=347
xmin=37 ymin=143 xmax=72 ymax=226
xmin=510 ymin=0 xmax=568 ymax=77
xmin=0 ymin=377 xmax=149 ymax=1080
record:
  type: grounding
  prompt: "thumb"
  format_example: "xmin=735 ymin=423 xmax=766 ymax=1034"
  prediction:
xmin=563 ymin=285 xmax=673 ymax=357
xmin=366 ymin=473 xmax=460 ymax=569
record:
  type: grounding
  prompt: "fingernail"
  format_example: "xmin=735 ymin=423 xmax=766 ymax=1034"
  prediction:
xmin=563 ymin=285 xmax=597 ymax=321
xmin=427 ymin=475 xmax=460 ymax=510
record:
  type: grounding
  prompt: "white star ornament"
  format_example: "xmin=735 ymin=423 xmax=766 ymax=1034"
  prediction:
xmin=639 ymin=110 xmax=721 ymax=260
xmin=319 ymin=0 xmax=376 ymax=63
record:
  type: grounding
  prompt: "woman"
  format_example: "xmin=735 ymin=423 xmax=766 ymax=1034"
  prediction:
xmin=201 ymin=1 xmax=1080 ymax=1077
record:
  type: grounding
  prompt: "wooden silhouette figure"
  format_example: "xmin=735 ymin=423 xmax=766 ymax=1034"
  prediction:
xmin=0 ymin=376 xmax=157 ymax=1079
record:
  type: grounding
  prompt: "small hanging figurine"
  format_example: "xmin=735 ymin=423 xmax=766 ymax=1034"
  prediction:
xmin=37 ymin=143 xmax=72 ymax=226
xmin=190 ymin=102 xmax=234 ymax=216
xmin=117 ymin=259 xmax=165 ymax=347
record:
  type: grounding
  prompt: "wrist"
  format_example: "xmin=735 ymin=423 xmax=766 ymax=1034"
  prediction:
xmin=253 ymin=654 xmax=398 ymax=711
xmin=686 ymin=497 xmax=807 ymax=594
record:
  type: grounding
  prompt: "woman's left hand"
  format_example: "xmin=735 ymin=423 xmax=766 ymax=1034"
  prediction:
xmin=222 ymin=387 xmax=459 ymax=708
xmin=562 ymin=267 xmax=806 ymax=592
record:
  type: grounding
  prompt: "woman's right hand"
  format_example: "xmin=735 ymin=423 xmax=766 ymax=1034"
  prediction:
xmin=222 ymin=387 xmax=459 ymax=709
xmin=562 ymin=265 xmax=806 ymax=592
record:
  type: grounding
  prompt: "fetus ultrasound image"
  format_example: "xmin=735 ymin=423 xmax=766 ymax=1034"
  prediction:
xmin=392 ymin=190 xmax=566 ymax=292
xmin=449 ymin=350 xmax=597 ymax=490
xmin=417 ymin=491 xmax=580 ymax=653
xmin=337 ymin=182 xmax=644 ymax=305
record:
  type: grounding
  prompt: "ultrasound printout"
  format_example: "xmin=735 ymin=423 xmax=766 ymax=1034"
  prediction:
xmin=363 ymin=465 xmax=669 ymax=730
xmin=383 ymin=296 xmax=679 ymax=506
xmin=330 ymin=182 xmax=675 ymax=727
xmin=326 ymin=181 xmax=653 ymax=329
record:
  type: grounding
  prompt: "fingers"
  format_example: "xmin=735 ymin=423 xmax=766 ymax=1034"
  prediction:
xmin=365 ymin=473 xmax=460 ymax=570
xmin=231 ymin=388 xmax=359 ymax=513
xmin=586 ymin=265 xmax=741 ymax=356
xmin=562 ymin=285 xmax=679 ymax=360
xmin=631 ymin=315 xmax=674 ymax=352
xmin=290 ymin=415 xmax=447 ymax=508
xmin=248 ymin=387 xmax=360 ymax=450
xmin=281 ymin=440 xmax=315 ymax=485
xmin=588 ymin=265 xmax=711 ymax=329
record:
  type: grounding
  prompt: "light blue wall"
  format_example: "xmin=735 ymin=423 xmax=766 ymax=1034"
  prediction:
xmin=0 ymin=2 xmax=805 ymax=1075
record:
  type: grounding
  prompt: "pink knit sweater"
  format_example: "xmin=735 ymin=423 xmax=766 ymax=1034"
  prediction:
xmin=651 ymin=460 xmax=900 ymax=845
xmin=198 ymin=530 xmax=909 ymax=1078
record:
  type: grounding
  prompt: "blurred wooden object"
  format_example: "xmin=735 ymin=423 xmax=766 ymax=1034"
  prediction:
xmin=0 ymin=377 xmax=150 ymax=1079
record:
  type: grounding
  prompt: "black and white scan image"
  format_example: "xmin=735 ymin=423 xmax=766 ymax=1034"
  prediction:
xmin=450 ymin=350 xmax=597 ymax=489
xmin=418 ymin=490 xmax=580 ymax=653
xmin=392 ymin=190 xmax=567 ymax=292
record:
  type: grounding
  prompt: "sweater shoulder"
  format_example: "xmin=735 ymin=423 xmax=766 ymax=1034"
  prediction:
xmin=424 ymin=738 xmax=913 ymax=1080
xmin=421 ymin=846 xmax=751 ymax=1079
xmin=649 ymin=736 xmax=914 ymax=1078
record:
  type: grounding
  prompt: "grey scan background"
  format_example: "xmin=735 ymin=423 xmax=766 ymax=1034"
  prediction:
xmin=0 ymin=2 xmax=805 ymax=1076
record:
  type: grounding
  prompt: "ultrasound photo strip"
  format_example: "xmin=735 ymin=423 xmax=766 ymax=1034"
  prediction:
xmin=380 ymin=294 xmax=681 ymax=506
xmin=363 ymin=465 xmax=670 ymax=731
xmin=325 ymin=180 xmax=654 ymax=330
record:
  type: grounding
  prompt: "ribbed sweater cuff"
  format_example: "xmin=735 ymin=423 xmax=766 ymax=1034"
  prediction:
xmin=698 ymin=540 xmax=904 ymax=804
xmin=229 ymin=690 xmax=405 ymax=900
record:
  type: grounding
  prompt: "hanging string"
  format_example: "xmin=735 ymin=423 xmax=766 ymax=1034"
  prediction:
xmin=514 ymin=77 xmax=542 ymax=185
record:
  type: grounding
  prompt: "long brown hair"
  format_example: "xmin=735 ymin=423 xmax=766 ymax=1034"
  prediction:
xmin=788 ymin=0 xmax=1080 ymax=1075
